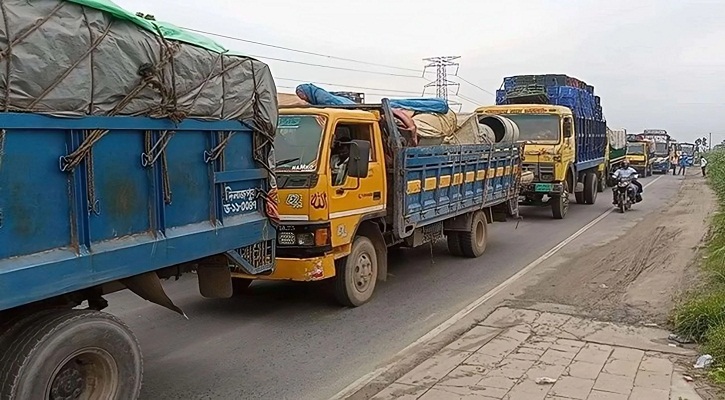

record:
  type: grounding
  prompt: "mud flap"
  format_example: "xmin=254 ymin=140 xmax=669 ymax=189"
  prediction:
xmin=196 ymin=255 xmax=233 ymax=299
xmin=121 ymin=272 xmax=187 ymax=318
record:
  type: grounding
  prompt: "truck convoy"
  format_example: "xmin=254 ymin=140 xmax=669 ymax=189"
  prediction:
xmin=482 ymin=74 xmax=607 ymax=219
xmin=0 ymin=2 xmax=278 ymax=399
xmin=638 ymin=129 xmax=673 ymax=173
xmin=234 ymin=99 xmax=522 ymax=306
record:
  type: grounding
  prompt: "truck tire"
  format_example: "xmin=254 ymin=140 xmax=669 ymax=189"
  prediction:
xmin=334 ymin=236 xmax=378 ymax=307
xmin=597 ymin=172 xmax=606 ymax=193
xmin=551 ymin=182 xmax=569 ymax=219
xmin=459 ymin=211 xmax=488 ymax=258
xmin=0 ymin=310 xmax=142 ymax=400
xmin=584 ymin=172 xmax=598 ymax=204
xmin=574 ymin=190 xmax=585 ymax=204
xmin=446 ymin=232 xmax=464 ymax=257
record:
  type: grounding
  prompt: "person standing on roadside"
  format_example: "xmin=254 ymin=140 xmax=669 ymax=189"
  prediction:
xmin=670 ymin=150 xmax=679 ymax=175
xmin=701 ymin=156 xmax=708 ymax=177
xmin=678 ymin=154 xmax=687 ymax=175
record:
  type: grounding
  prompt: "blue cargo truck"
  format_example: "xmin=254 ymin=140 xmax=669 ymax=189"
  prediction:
xmin=0 ymin=2 xmax=278 ymax=399
xmin=483 ymin=74 xmax=607 ymax=219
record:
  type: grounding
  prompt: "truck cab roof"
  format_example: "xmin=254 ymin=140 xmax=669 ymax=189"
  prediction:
xmin=476 ymin=104 xmax=573 ymax=116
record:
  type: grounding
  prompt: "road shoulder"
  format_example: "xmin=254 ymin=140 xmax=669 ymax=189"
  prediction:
xmin=339 ymin=172 xmax=714 ymax=399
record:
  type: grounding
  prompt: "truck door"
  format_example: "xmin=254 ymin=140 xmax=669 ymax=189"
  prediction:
xmin=327 ymin=120 xmax=385 ymax=244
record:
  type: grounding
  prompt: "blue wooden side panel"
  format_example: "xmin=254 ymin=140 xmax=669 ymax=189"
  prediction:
xmin=0 ymin=114 xmax=275 ymax=311
xmin=401 ymin=143 xmax=520 ymax=229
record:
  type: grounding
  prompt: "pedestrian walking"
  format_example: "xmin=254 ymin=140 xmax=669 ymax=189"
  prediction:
xmin=670 ymin=151 xmax=679 ymax=175
xmin=678 ymin=155 xmax=687 ymax=175
xmin=701 ymin=156 xmax=708 ymax=177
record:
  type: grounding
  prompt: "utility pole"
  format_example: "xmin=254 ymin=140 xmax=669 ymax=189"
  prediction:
xmin=710 ymin=132 xmax=712 ymax=151
xmin=422 ymin=56 xmax=461 ymax=110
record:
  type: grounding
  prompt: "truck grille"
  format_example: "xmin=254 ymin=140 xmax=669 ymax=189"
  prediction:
xmin=227 ymin=239 xmax=275 ymax=275
xmin=522 ymin=163 xmax=555 ymax=182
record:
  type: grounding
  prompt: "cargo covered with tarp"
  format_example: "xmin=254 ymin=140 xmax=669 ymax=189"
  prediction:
xmin=0 ymin=0 xmax=278 ymax=132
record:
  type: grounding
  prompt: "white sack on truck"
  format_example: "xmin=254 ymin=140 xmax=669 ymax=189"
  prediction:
xmin=0 ymin=0 xmax=277 ymax=131
xmin=607 ymin=128 xmax=627 ymax=150
xmin=412 ymin=110 xmax=458 ymax=146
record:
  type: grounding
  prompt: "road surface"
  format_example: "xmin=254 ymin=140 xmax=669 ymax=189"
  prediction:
xmin=106 ymin=174 xmax=679 ymax=400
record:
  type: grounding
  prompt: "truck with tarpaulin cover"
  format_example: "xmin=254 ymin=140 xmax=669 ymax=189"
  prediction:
xmin=0 ymin=1 xmax=278 ymax=398
xmin=232 ymin=98 xmax=522 ymax=307
xmin=483 ymin=74 xmax=607 ymax=219
xmin=600 ymin=127 xmax=628 ymax=189
xmin=638 ymin=129 xmax=673 ymax=173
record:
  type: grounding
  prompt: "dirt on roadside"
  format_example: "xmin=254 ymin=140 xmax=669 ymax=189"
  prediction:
xmin=518 ymin=173 xmax=716 ymax=326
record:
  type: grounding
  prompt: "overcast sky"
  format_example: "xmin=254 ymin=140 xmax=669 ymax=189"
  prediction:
xmin=116 ymin=0 xmax=724 ymax=143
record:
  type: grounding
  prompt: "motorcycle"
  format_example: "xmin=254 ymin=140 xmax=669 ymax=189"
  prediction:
xmin=615 ymin=176 xmax=637 ymax=213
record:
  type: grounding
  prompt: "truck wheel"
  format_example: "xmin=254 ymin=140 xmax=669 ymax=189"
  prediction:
xmin=446 ymin=232 xmax=464 ymax=257
xmin=459 ymin=211 xmax=488 ymax=258
xmin=597 ymin=172 xmax=606 ymax=193
xmin=0 ymin=310 xmax=142 ymax=400
xmin=574 ymin=190 xmax=585 ymax=204
xmin=584 ymin=172 xmax=598 ymax=204
xmin=551 ymin=182 xmax=569 ymax=219
xmin=334 ymin=236 xmax=378 ymax=307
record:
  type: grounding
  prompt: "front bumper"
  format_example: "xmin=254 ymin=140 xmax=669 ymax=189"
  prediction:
xmin=232 ymin=254 xmax=336 ymax=282
xmin=521 ymin=182 xmax=565 ymax=196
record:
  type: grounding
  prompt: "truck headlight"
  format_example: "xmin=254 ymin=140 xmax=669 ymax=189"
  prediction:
xmin=297 ymin=233 xmax=315 ymax=246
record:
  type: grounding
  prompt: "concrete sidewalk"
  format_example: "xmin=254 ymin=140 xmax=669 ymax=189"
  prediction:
xmin=370 ymin=307 xmax=703 ymax=400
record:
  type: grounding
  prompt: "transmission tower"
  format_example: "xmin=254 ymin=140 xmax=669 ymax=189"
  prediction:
xmin=422 ymin=56 xmax=461 ymax=110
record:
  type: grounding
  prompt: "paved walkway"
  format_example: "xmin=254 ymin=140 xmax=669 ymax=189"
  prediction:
xmin=371 ymin=307 xmax=703 ymax=400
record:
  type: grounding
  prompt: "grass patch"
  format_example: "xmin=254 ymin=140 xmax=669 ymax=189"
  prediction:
xmin=673 ymin=150 xmax=725 ymax=372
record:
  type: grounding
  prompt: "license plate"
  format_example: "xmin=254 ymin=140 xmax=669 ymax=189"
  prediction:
xmin=534 ymin=183 xmax=553 ymax=192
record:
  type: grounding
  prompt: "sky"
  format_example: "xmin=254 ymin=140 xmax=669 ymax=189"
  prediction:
xmin=115 ymin=0 xmax=725 ymax=143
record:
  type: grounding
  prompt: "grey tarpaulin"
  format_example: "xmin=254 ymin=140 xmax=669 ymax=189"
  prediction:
xmin=0 ymin=0 xmax=280 ymax=219
xmin=0 ymin=0 xmax=278 ymax=129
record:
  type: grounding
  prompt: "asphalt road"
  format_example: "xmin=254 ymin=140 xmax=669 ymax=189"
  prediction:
xmin=106 ymin=174 xmax=678 ymax=400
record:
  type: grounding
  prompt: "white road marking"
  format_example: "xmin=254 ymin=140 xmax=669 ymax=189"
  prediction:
xmin=331 ymin=175 xmax=664 ymax=399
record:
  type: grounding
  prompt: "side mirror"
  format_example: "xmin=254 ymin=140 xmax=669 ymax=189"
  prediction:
xmin=347 ymin=140 xmax=371 ymax=178
xmin=563 ymin=119 xmax=573 ymax=138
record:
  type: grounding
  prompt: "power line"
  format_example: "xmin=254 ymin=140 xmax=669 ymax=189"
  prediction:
xmin=455 ymin=76 xmax=495 ymax=96
xmin=247 ymin=54 xmax=423 ymax=78
xmin=423 ymin=56 xmax=461 ymax=100
xmin=182 ymin=26 xmax=424 ymax=74
xmin=455 ymin=93 xmax=486 ymax=105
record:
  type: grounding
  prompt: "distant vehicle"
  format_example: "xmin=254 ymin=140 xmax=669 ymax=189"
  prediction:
xmin=487 ymin=74 xmax=607 ymax=219
xmin=679 ymin=143 xmax=695 ymax=166
xmin=627 ymin=140 xmax=655 ymax=176
xmin=638 ymin=129 xmax=673 ymax=174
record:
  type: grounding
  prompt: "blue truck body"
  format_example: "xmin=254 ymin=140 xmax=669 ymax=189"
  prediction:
xmin=0 ymin=113 xmax=276 ymax=312
xmin=400 ymin=144 xmax=520 ymax=233
xmin=496 ymin=75 xmax=606 ymax=172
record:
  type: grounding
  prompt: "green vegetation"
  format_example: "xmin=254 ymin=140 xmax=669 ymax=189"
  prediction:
xmin=673 ymin=151 xmax=725 ymax=383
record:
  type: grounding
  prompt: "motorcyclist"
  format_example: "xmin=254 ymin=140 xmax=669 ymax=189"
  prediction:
xmin=611 ymin=159 xmax=643 ymax=204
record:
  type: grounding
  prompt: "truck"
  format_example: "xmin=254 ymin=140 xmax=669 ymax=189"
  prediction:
xmin=600 ymin=127 xmax=628 ymax=190
xmin=233 ymin=100 xmax=522 ymax=306
xmin=679 ymin=142 xmax=696 ymax=166
xmin=626 ymin=140 xmax=655 ymax=176
xmin=484 ymin=74 xmax=607 ymax=219
xmin=0 ymin=2 xmax=278 ymax=398
xmin=638 ymin=129 xmax=673 ymax=174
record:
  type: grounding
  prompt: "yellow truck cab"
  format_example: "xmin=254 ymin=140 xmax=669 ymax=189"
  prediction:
xmin=476 ymin=105 xmax=606 ymax=219
xmin=626 ymin=140 xmax=654 ymax=176
xmin=233 ymin=100 xmax=522 ymax=306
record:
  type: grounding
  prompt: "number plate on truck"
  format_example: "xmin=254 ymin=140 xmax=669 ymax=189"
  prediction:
xmin=534 ymin=183 xmax=553 ymax=192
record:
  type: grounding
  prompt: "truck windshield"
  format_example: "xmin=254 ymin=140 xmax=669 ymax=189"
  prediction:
xmin=681 ymin=145 xmax=694 ymax=155
xmin=503 ymin=114 xmax=560 ymax=142
xmin=627 ymin=143 xmax=645 ymax=155
xmin=275 ymin=115 xmax=326 ymax=171
xmin=654 ymin=143 xmax=668 ymax=155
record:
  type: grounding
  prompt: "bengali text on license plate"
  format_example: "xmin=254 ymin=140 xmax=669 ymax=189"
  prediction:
xmin=534 ymin=183 xmax=553 ymax=192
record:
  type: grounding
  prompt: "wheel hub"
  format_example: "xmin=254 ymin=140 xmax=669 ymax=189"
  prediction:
xmin=354 ymin=253 xmax=373 ymax=292
xmin=50 ymin=361 xmax=85 ymax=400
